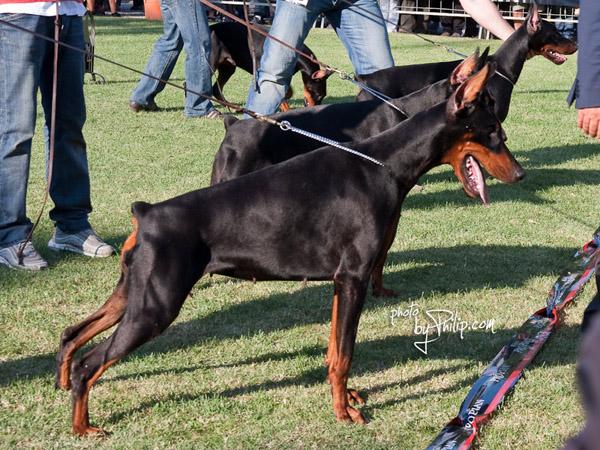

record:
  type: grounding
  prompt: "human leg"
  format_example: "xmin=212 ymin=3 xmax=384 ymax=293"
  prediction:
xmin=0 ymin=14 xmax=49 ymax=248
xmin=40 ymin=15 xmax=92 ymax=234
xmin=171 ymin=0 xmax=215 ymax=117
xmin=130 ymin=0 xmax=184 ymax=107
xmin=244 ymin=0 xmax=318 ymax=115
xmin=329 ymin=0 xmax=394 ymax=76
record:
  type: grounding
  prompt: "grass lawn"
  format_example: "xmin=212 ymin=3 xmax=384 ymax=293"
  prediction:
xmin=1 ymin=18 xmax=598 ymax=449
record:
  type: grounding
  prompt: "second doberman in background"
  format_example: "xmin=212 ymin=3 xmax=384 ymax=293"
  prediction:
xmin=356 ymin=4 xmax=577 ymax=121
xmin=211 ymin=5 xmax=577 ymax=190
xmin=211 ymin=49 xmax=487 ymax=184
xmin=209 ymin=22 xmax=331 ymax=111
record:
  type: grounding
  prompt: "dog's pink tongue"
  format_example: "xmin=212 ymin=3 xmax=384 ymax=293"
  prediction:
xmin=548 ymin=50 xmax=567 ymax=64
xmin=467 ymin=156 xmax=490 ymax=206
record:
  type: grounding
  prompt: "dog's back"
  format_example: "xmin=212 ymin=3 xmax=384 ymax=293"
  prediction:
xmin=356 ymin=60 xmax=459 ymax=101
xmin=210 ymin=22 xmax=266 ymax=72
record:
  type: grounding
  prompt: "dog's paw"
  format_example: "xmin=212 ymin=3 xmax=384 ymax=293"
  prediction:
xmin=346 ymin=388 xmax=366 ymax=406
xmin=334 ymin=404 xmax=367 ymax=424
xmin=73 ymin=424 xmax=109 ymax=437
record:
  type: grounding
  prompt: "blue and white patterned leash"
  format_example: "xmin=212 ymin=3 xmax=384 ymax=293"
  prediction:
xmin=278 ymin=120 xmax=385 ymax=167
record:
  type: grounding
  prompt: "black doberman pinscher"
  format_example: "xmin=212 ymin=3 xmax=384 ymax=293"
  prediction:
xmin=56 ymin=64 xmax=524 ymax=435
xmin=211 ymin=49 xmax=486 ymax=186
xmin=356 ymin=5 xmax=577 ymax=121
xmin=210 ymin=22 xmax=331 ymax=111
xmin=211 ymin=50 xmax=485 ymax=298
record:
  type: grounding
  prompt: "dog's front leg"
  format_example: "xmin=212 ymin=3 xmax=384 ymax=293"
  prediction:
xmin=327 ymin=276 xmax=368 ymax=424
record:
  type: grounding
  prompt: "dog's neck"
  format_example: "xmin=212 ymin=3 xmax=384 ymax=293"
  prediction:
xmin=392 ymin=79 xmax=453 ymax=117
xmin=490 ymin=25 xmax=530 ymax=84
xmin=358 ymin=102 xmax=451 ymax=187
xmin=484 ymin=26 xmax=532 ymax=121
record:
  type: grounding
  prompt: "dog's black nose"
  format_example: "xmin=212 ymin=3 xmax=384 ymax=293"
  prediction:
xmin=514 ymin=167 xmax=526 ymax=181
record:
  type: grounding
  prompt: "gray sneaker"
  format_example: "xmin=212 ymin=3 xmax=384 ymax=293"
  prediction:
xmin=48 ymin=228 xmax=115 ymax=258
xmin=0 ymin=241 xmax=49 ymax=271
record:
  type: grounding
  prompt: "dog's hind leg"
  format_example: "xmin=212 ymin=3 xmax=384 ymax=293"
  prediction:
xmin=326 ymin=275 xmax=368 ymax=424
xmin=71 ymin=269 xmax=197 ymax=435
xmin=56 ymin=221 xmax=139 ymax=391
xmin=56 ymin=281 xmax=128 ymax=391
xmin=69 ymin=310 xmax=180 ymax=436
xmin=68 ymin=241 xmax=205 ymax=436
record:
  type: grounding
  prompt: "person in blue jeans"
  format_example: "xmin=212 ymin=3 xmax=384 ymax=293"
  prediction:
xmin=245 ymin=0 xmax=395 ymax=116
xmin=130 ymin=0 xmax=220 ymax=118
xmin=0 ymin=9 xmax=114 ymax=271
xmin=246 ymin=0 xmax=515 ymax=116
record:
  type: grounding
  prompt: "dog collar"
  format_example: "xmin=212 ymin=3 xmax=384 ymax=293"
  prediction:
xmin=494 ymin=70 xmax=515 ymax=87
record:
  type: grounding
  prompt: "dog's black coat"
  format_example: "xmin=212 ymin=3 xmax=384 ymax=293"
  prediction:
xmin=57 ymin=67 xmax=524 ymax=435
xmin=210 ymin=53 xmax=483 ymax=297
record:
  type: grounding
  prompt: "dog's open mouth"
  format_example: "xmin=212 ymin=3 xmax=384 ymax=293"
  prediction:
xmin=542 ymin=47 xmax=568 ymax=65
xmin=462 ymin=155 xmax=489 ymax=205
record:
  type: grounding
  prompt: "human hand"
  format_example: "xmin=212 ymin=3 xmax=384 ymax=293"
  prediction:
xmin=578 ymin=108 xmax=600 ymax=141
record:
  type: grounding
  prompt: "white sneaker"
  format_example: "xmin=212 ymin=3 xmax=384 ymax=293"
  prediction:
xmin=48 ymin=228 xmax=115 ymax=258
xmin=0 ymin=241 xmax=49 ymax=271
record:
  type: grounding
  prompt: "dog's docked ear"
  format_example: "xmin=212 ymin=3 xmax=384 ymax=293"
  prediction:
xmin=447 ymin=62 xmax=495 ymax=117
xmin=311 ymin=68 xmax=333 ymax=80
xmin=450 ymin=48 xmax=480 ymax=86
xmin=223 ymin=115 xmax=239 ymax=130
xmin=476 ymin=47 xmax=490 ymax=71
xmin=526 ymin=3 xmax=541 ymax=35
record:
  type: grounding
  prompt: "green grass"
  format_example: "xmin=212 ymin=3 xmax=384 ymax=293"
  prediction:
xmin=1 ymin=18 xmax=598 ymax=449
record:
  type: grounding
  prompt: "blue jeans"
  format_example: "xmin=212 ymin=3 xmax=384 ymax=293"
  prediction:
xmin=245 ymin=0 xmax=394 ymax=115
xmin=0 ymin=14 xmax=92 ymax=247
xmin=130 ymin=0 xmax=214 ymax=117
xmin=379 ymin=0 xmax=399 ymax=32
